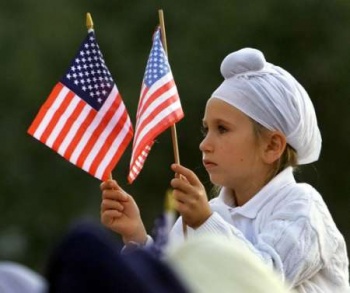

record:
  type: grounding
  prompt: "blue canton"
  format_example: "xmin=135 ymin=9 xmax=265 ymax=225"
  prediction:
xmin=61 ymin=31 xmax=114 ymax=111
xmin=143 ymin=29 xmax=170 ymax=87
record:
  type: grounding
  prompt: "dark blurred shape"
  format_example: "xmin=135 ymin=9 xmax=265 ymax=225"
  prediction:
xmin=45 ymin=220 xmax=188 ymax=293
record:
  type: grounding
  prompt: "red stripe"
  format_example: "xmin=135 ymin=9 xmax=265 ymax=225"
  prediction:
xmin=28 ymin=83 xmax=64 ymax=136
xmin=132 ymin=98 xmax=183 ymax=156
xmin=88 ymin=103 xmax=131 ymax=177
xmin=63 ymin=108 xmax=97 ymax=161
xmin=40 ymin=89 xmax=75 ymax=144
xmin=52 ymin=99 xmax=85 ymax=152
xmin=134 ymin=91 xmax=181 ymax=143
xmin=130 ymin=106 xmax=183 ymax=172
xmin=129 ymin=140 xmax=153 ymax=170
xmin=135 ymin=85 xmax=149 ymax=120
xmin=75 ymin=94 xmax=122 ymax=168
xmin=137 ymin=79 xmax=175 ymax=119
xmin=128 ymin=142 xmax=153 ymax=183
xmin=100 ymin=123 xmax=133 ymax=181
xmin=135 ymin=86 xmax=149 ymax=124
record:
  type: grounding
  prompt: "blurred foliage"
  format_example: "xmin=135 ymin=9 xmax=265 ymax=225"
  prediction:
xmin=0 ymin=0 xmax=350 ymax=274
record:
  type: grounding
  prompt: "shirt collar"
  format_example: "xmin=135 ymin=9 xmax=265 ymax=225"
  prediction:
xmin=218 ymin=167 xmax=296 ymax=219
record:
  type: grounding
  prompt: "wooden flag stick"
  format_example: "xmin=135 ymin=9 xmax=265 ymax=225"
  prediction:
xmin=86 ymin=12 xmax=113 ymax=181
xmin=158 ymin=9 xmax=187 ymax=238
xmin=158 ymin=10 xmax=181 ymax=166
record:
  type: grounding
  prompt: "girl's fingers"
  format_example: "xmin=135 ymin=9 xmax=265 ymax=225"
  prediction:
xmin=172 ymin=188 xmax=197 ymax=205
xmin=100 ymin=179 xmax=123 ymax=191
xmin=100 ymin=179 xmax=116 ymax=190
xmin=171 ymin=164 xmax=200 ymax=186
xmin=101 ymin=199 xmax=125 ymax=212
xmin=172 ymin=199 xmax=192 ymax=215
xmin=101 ymin=210 xmax=123 ymax=224
xmin=102 ymin=189 xmax=128 ymax=201
xmin=170 ymin=177 xmax=190 ymax=192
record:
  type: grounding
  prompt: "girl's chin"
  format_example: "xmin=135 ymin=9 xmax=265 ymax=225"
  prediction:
xmin=209 ymin=175 xmax=225 ymax=186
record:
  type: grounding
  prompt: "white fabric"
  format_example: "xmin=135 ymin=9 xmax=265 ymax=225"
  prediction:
xmin=170 ymin=167 xmax=350 ymax=293
xmin=165 ymin=234 xmax=293 ymax=293
xmin=211 ymin=48 xmax=322 ymax=165
xmin=0 ymin=262 xmax=47 ymax=293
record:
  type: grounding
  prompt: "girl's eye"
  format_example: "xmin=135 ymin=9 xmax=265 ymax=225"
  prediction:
xmin=201 ymin=126 xmax=208 ymax=137
xmin=218 ymin=125 xmax=228 ymax=134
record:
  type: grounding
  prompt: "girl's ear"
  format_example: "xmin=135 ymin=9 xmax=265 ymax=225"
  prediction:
xmin=262 ymin=131 xmax=287 ymax=164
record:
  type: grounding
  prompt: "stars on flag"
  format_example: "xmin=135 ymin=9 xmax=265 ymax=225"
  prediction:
xmin=144 ymin=30 xmax=170 ymax=87
xmin=61 ymin=33 xmax=114 ymax=110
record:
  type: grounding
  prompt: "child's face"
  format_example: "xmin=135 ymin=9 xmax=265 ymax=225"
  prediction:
xmin=200 ymin=98 xmax=267 ymax=192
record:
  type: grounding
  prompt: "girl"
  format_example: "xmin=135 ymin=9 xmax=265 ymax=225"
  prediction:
xmin=101 ymin=48 xmax=350 ymax=292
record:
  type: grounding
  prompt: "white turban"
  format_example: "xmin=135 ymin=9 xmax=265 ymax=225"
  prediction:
xmin=211 ymin=48 xmax=322 ymax=165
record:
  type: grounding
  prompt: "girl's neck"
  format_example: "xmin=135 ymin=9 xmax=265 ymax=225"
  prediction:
xmin=230 ymin=179 xmax=267 ymax=206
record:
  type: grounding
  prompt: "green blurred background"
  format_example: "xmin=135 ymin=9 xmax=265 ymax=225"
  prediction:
xmin=1 ymin=0 xmax=350 ymax=274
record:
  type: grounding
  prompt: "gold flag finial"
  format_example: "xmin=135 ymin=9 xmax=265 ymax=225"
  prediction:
xmin=86 ymin=12 xmax=94 ymax=30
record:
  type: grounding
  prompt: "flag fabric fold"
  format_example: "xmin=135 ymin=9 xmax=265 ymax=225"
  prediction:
xmin=128 ymin=27 xmax=184 ymax=183
xmin=28 ymin=30 xmax=133 ymax=181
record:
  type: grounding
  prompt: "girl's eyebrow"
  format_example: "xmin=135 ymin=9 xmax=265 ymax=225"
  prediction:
xmin=203 ymin=118 xmax=232 ymax=126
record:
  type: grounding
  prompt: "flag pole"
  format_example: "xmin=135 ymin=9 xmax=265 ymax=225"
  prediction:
xmin=158 ymin=10 xmax=181 ymax=166
xmin=86 ymin=12 xmax=113 ymax=181
xmin=158 ymin=9 xmax=187 ymax=238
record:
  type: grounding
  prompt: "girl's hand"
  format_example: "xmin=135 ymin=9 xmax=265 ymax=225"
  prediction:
xmin=100 ymin=180 xmax=147 ymax=245
xmin=170 ymin=164 xmax=212 ymax=228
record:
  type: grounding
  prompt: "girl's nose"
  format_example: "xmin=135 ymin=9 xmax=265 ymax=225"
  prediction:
xmin=199 ymin=135 xmax=213 ymax=152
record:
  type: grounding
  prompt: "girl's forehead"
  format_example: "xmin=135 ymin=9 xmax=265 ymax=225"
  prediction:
xmin=204 ymin=98 xmax=247 ymax=119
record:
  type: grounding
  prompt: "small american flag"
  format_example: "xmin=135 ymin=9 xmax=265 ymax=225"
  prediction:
xmin=28 ymin=30 xmax=133 ymax=181
xmin=128 ymin=27 xmax=184 ymax=183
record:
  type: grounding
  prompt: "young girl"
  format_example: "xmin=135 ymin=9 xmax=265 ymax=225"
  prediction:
xmin=100 ymin=48 xmax=350 ymax=292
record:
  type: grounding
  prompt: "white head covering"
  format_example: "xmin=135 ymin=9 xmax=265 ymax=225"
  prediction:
xmin=211 ymin=48 xmax=322 ymax=164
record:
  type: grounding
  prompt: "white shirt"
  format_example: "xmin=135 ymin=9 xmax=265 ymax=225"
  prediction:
xmin=170 ymin=167 xmax=350 ymax=293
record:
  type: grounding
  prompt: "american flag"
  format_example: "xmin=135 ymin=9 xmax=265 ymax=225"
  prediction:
xmin=28 ymin=30 xmax=133 ymax=181
xmin=128 ymin=27 xmax=184 ymax=183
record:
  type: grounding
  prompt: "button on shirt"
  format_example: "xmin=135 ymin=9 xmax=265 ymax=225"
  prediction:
xmin=170 ymin=167 xmax=350 ymax=293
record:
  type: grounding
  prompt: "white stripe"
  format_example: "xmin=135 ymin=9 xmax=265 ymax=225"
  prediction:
xmin=57 ymin=104 xmax=91 ymax=156
xmin=132 ymin=165 xmax=139 ymax=174
xmin=70 ymin=86 xmax=118 ymax=165
xmin=46 ymin=96 xmax=80 ymax=148
xmin=137 ymin=74 xmax=173 ymax=118
xmin=130 ymin=136 xmax=152 ymax=165
xmin=128 ymin=172 xmax=135 ymax=181
xmin=82 ymin=100 xmax=127 ymax=171
xmin=135 ymin=159 xmax=143 ymax=168
xmin=33 ymin=87 xmax=69 ymax=139
xmin=136 ymin=84 xmax=147 ymax=121
xmin=95 ymin=119 xmax=132 ymax=179
xmin=131 ymin=86 xmax=178 ymax=160
xmin=133 ymin=100 xmax=182 ymax=153
xmin=137 ymin=85 xmax=178 ymax=129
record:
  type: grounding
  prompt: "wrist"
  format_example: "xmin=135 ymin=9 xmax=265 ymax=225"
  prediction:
xmin=121 ymin=235 xmax=153 ymax=255
xmin=122 ymin=226 xmax=147 ymax=245
xmin=190 ymin=211 xmax=213 ymax=229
